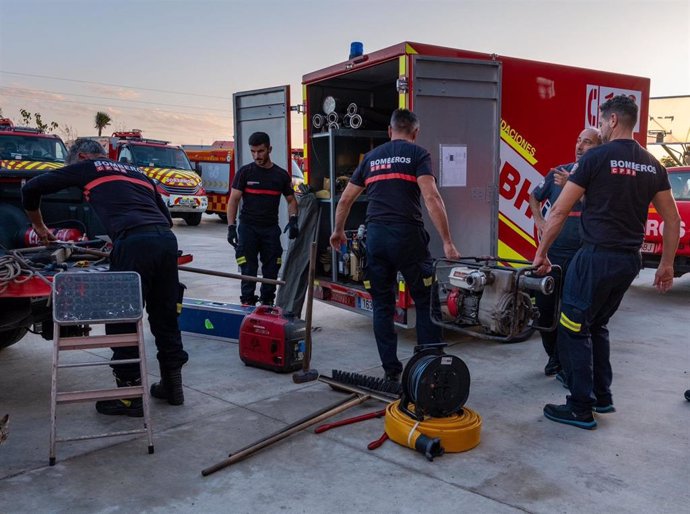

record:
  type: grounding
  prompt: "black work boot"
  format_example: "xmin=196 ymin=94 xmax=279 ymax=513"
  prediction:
xmin=95 ymin=376 xmax=144 ymax=417
xmin=150 ymin=368 xmax=184 ymax=405
xmin=544 ymin=355 xmax=561 ymax=376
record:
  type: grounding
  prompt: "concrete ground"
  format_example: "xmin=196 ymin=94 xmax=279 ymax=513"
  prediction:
xmin=1 ymin=214 xmax=689 ymax=514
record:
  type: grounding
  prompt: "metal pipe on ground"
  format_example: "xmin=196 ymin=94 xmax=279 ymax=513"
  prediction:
xmin=178 ymin=265 xmax=285 ymax=286
xmin=201 ymin=393 xmax=366 ymax=476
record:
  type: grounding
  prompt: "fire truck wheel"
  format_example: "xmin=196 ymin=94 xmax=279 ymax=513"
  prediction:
xmin=183 ymin=213 xmax=203 ymax=226
xmin=502 ymin=326 xmax=536 ymax=344
xmin=0 ymin=327 xmax=28 ymax=350
xmin=217 ymin=213 xmax=228 ymax=222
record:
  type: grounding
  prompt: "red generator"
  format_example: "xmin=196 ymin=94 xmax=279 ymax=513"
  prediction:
xmin=238 ymin=306 xmax=305 ymax=373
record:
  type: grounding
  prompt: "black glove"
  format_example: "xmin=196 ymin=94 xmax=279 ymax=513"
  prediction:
xmin=284 ymin=215 xmax=299 ymax=240
xmin=227 ymin=224 xmax=238 ymax=248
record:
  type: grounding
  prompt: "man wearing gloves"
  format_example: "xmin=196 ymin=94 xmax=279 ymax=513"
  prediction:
xmin=226 ymin=132 xmax=298 ymax=306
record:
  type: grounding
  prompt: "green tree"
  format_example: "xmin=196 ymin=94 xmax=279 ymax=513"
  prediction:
xmin=660 ymin=156 xmax=678 ymax=168
xmin=94 ymin=111 xmax=112 ymax=136
xmin=17 ymin=109 xmax=59 ymax=133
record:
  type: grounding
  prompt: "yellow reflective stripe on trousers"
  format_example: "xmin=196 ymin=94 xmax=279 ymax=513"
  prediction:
xmin=423 ymin=276 xmax=433 ymax=287
xmin=559 ymin=312 xmax=581 ymax=332
xmin=236 ymin=256 xmax=247 ymax=265
xmin=363 ymin=280 xmax=371 ymax=289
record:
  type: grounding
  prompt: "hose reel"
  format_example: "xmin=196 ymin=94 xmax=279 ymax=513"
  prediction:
xmin=399 ymin=344 xmax=470 ymax=421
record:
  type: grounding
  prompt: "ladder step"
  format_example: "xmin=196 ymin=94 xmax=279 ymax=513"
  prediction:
xmin=58 ymin=358 xmax=141 ymax=369
xmin=57 ymin=428 xmax=148 ymax=443
xmin=58 ymin=333 xmax=140 ymax=350
xmin=56 ymin=386 xmax=144 ymax=404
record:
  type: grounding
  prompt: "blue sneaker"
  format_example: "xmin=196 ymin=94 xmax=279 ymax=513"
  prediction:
xmin=555 ymin=370 xmax=569 ymax=389
xmin=592 ymin=402 xmax=616 ymax=413
xmin=543 ymin=403 xmax=597 ymax=430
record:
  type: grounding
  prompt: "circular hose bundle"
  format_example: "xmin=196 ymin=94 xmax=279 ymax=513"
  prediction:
xmin=384 ymin=400 xmax=482 ymax=460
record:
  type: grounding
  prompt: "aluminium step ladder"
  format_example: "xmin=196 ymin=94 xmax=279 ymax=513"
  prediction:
xmin=49 ymin=271 xmax=153 ymax=465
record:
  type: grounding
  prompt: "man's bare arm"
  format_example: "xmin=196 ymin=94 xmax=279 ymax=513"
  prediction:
xmin=418 ymin=175 xmax=460 ymax=259
xmin=226 ymin=188 xmax=243 ymax=224
xmin=650 ymin=189 xmax=681 ymax=292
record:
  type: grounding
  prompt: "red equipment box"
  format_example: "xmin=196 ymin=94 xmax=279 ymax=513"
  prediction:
xmin=238 ymin=306 xmax=305 ymax=373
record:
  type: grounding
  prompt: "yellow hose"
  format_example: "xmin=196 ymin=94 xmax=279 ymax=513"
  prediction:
xmin=384 ymin=400 xmax=481 ymax=454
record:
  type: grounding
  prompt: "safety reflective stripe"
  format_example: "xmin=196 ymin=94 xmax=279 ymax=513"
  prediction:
xmin=244 ymin=188 xmax=281 ymax=196
xmin=364 ymin=173 xmax=417 ymax=186
xmin=568 ymin=212 xmax=582 ymax=217
xmin=559 ymin=312 xmax=582 ymax=332
xmin=236 ymin=256 xmax=247 ymax=265
xmin=398 ymin=281 xmax=405 ymax=292
xmin=277 ymin=257 xmax=282 ymax=265
xmin=84 ymin=175 xmax=155 ymax=199
xmin=363 ymin=280 xmax=371 ymax=289
xmin=423 ymin=276 xmax=433 ymax=287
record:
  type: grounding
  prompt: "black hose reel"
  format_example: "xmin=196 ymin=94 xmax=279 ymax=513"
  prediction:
xmin=398 ymin=344 xmax=471 ymax=421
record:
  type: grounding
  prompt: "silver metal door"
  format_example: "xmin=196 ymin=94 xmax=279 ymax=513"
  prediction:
xmin=412 ymin=56 xmax=501 ymax=257
xmin=233 ymin=85 xmax=292 ymax=255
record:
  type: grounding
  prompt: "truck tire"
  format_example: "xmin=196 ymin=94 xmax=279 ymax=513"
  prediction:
xmin=217 ymin=213 xmax=228 ymax=222
xmin=0 ymin=327 xmax=28 ymax=350
xmin=184 ymin=213 xmax=202 ymax=226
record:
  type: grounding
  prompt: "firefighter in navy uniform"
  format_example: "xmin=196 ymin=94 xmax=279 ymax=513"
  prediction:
xmin=226 ymin=132 xmax=298 ymax=306
xmin=529 ymin=128 xmax=602 ymax=377
xmin=534 ymin=95 xmax=680 ymax=430
xmin=330 ymin=109 xmax=461 ymax=382
xmin=22 ymin=138 xmax=189 ymax=417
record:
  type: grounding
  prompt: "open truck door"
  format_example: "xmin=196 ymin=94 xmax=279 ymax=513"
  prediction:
xmin=411 ymin=55 xmax=501 ymax=257
xmin=233 ymin=85 xmax=292 ymax=252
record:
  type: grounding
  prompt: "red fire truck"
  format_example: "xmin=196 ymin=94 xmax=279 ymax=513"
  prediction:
xmin=185 ymin=147 xmax=234 ymax=221
xmin=642 ymin=166 xmax=690 ymax=276
xmin=89 ymin=130 xmax=208 ymax=225
xmin=236 ymin=42 xmax=650 ymax=328
xmin=0 ymin=119 xmax=108 ymax=349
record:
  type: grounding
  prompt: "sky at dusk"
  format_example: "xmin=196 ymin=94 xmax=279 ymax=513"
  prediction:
xmin=0 ymin=0 xmax=688 ymax=147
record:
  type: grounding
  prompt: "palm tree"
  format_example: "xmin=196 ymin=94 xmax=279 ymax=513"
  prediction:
xmin=94 ymin=111 xmax=112 ymax=136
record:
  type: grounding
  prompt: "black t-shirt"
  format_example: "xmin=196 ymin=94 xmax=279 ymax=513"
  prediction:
xmin=569 ymin=139 xmax=670 ymax=250
xmin=232 ymin=163 xmax=293 ymax=227
xmin=350 ymin=139 xmax=434 ymax=226
xmin=21 ymin=159 xmax=172 ymax=239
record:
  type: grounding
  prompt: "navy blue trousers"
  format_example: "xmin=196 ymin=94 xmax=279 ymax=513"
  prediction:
xmin=557 ymin=244 xmax=641 ymax=413
xmin=365 ymin=222 xmax=440 ymax=374
xmin=534 ymin=251 xmax=576 ymax=361
xmin=236 ymin=223 xmax=282 ymax=304
xmin=107 ymin=226 xmax=188 ymax=381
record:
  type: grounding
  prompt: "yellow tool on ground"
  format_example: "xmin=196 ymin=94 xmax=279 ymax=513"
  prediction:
xmin=384 ymin=400 xmax=482 ymax=460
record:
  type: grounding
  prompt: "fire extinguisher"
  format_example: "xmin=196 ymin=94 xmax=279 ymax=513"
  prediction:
xmin=23 ymin=227 xmax=84 ymax=247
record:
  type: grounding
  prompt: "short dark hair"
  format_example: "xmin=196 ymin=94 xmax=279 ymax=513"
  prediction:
xmin=599 ymin=95 xmax=638 ymax=128
xmin=390 ymin=109 xmax=419 ymax=134
xmin=66 ymin=138 xmax=106 ymax=165
xmin=248 ymin=132 xmax=270 ymax=147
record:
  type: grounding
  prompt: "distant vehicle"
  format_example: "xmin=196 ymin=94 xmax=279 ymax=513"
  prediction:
xmin=186 ymin=146 xmax=304 ymax=222
xmin=642 ymin=166 xmax=690 ymax=276
xmin=87 ymin=130 xmax=208 ymax=226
